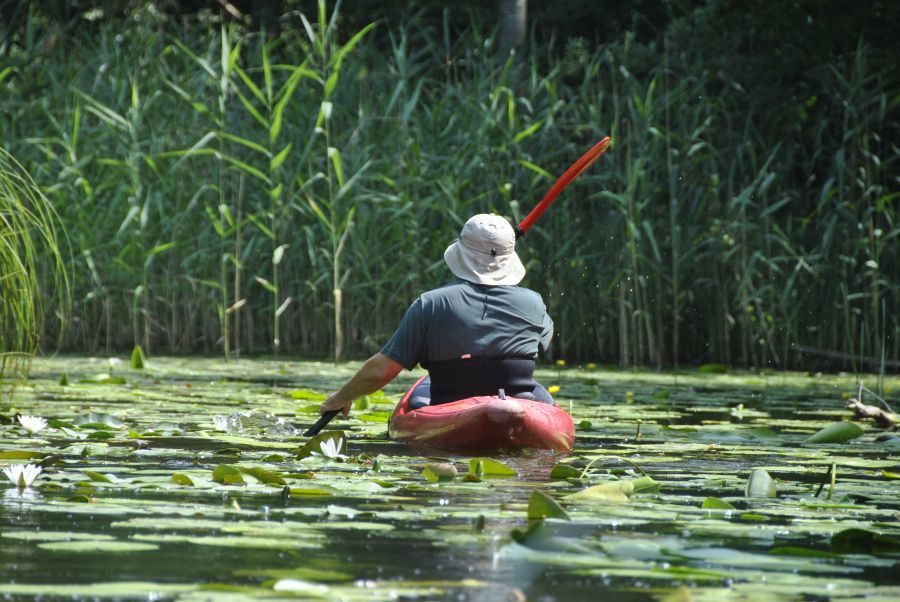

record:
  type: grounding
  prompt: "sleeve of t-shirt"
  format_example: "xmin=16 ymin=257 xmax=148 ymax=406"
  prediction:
xmin=380 ymin=297 xmax=427 ymax=370
xmin=538 ymin=296 xmax=554 ymax=355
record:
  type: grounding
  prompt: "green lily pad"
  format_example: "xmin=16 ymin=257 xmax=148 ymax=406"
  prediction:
xmin=170 ymin=473 xmax=194 ymax=486
xmin=212 ymin=464 xmax=245 ymax=485
xmin=38 ymin=540 xmax=159 ymax=552
xmin=701 ymin=497 xmax=737 ymax=510
xmin=239 ymin=466 xmax=286 ymax=486
xmin=468 ymin=458 xmax=516 ymax=477
xmin=567 ymin=476 xmax=659 ymax=502
xmin=550 ymin=464 xmax=582 ymax=479
xmin=745 ymin=468 xmax=777 ymax=498
xmin=423 ymin=463 xmax=457 ymax=483
xmin=527 ymin=490 xmax=570 ymax=521
xmin=805 ymin=422 xmax=865 ymax=444
xmin=831 ymin=528 xmax=900 ymax=553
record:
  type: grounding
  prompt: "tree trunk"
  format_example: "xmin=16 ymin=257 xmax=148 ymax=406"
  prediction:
xmin=497 ymin=0 xmax=527 ymax=54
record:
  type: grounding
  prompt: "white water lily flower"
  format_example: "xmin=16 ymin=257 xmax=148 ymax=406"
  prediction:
xmin=108 ymin=357 xmax=122 ymax=370
xmin=311 ymin=437 xmax=347 ymax=460
xmin=18 ymin=415 xmax=48 ymax=433
xmin=3 ymin=464 xmax=42 ymax=489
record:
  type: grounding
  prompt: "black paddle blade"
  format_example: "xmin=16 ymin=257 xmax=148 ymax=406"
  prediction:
xmin=304 ymin=410 xmax=340 ymax=437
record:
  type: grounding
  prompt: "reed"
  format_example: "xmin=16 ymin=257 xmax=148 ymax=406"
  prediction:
xmin=0 ymin=149 xmax=70 ymax=378
xmin=1 ymin=5 xmax=896 ymax=370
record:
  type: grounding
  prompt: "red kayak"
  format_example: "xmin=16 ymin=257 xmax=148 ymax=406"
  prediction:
xmin=388 ymin=376 xmax=575 ymax=451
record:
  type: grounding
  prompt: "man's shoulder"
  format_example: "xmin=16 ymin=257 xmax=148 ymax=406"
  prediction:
xmin=419 ymin=280 xmax=469 ymax=300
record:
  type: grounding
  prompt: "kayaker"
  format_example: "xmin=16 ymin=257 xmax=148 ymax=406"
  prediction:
xmin=319 ymin=213 xmax=554 ymax=417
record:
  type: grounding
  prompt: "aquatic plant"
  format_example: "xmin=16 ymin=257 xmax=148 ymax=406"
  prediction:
xmin=0 ymin=150 xmax=70 ymax=379
xmin=16 ymin=415 xmax=47 ymax=434
xmin=2 ymin=463 xmax=42 ymax=489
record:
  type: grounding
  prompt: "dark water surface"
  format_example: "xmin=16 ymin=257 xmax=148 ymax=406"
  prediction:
xmin=1 ymin=357 xmax=898 ymax=601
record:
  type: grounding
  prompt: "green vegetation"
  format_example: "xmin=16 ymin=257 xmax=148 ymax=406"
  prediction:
xmin=0 ymin=149 xmax=69 ymax=378
xmin=1 ymin=2 xmax=897 ymax=370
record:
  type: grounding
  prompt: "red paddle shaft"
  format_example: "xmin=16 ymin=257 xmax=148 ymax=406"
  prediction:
xmin=515 ymin=136 xmax=611 ymax=238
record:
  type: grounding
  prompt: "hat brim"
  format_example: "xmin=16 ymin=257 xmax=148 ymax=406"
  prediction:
xmin=443 ymin=240 xmax=526 ymax=286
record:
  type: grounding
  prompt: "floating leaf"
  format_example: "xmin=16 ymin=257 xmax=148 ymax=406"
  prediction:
xmin=550 ymin=464 xmax=582 ymax=479
xmin=527 ymin=490 xmax=570 ymax=521
xmin=296 ymin=431 xmax=347 ymax=460
xmin=468 ymin=458 xmax=516 ymax=477
xmin=0 ymin=450 xmax=47 ymax=460
xmin=212 ymin=464 xmax=245 ymax=485
xmin=290 ymin=389 xmax=327 ymax=401
xmin=698 ymin=363 xmax=729 ymax=374
xmin=805 ymin=421 xmax=864 ymax=444
xmin=831 ymin=528 xmax=900 ymax=553
xmin=701 ymin=497 xmax=737 ymax=510
xmin=745 ymin=468 xmax=777 ymax=498
xmin=72 ymin=412 xmax=126 ymax=428
xmin=239 ymin=466 xmax=286 ymax=486
xmin=83 ymin=470 xmax=114 ymax=483
xmin=567 ymin=476 xmax=659 ymax=502
xmin=768 ymin=546 xmax=840 ymax=558
xmin=79 ymin=374 xmax=127 ymax=385
xmin=170 ymin=473 xmax=194 ymax=486
xmin=422 ymin=463 xmax=457 ymax=483
xmin=283 ymin=485 xmax=338 ymax=497
xmin=38 ymin=541 xmax=159 ymax=552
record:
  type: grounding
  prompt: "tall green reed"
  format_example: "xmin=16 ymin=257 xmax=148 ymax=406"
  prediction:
xmin=0 ymin=149 xmax=70 ymax=378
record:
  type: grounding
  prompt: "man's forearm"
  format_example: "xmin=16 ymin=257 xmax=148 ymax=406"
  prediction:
xmin=320 ymin=353 xmax=404 ymax=415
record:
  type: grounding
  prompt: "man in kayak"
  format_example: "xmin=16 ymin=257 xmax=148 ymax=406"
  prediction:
xmin=319 ymin=213 xmax=554 ymax=417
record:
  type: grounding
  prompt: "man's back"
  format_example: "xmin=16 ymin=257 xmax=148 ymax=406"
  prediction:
xmin=381 ymin=279 xmax=553 ymax=370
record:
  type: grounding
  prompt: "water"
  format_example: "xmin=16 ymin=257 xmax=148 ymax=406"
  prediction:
xmin=1 ymin=356 xmax=898 ymax=600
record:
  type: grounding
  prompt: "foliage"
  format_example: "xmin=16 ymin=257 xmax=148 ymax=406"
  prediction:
xmin=0 ymin=3 xmax=897 ymax=369
xmin=0 ymin=149 xmax=69 ymax=378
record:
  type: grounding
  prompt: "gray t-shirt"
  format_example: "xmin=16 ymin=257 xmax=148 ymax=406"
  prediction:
xmin=381 ymin=279 xmax=553 ymax=370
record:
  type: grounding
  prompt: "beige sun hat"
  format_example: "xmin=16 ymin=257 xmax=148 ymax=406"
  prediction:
xmin=443 ymin=214 xmax=526 ymax=286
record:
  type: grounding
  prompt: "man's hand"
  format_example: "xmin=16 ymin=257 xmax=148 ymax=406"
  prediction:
xmin=319 ymin=395 xmax=352 ymax=417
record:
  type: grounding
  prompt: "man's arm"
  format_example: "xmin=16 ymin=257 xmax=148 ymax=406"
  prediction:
xmin=319 ymin=352 xmax=404 ymax=417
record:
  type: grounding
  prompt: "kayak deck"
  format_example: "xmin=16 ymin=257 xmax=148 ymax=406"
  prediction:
xmin=388 ymin=376 xmax=575 ymax=451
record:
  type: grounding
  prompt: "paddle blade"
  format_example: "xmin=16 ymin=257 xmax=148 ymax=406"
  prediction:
xmin=516 ymin=136 xmax=611 ymax=237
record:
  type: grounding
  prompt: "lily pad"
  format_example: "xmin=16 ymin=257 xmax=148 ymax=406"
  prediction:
xmin=745 ymin=468 xmax=777 ymax=498
xmin=527 ymin=490 xmax=570 ymax=521
xmin=38 ymin=540 xmax=159 ymax=552
xmin=805 ymin=422 xmax=865 ymax=444
xmin=468 ymin=458 xmax=516 ymax=477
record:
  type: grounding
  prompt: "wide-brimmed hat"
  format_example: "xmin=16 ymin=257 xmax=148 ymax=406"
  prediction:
xmin=443 ymin=214 xmax=525 ymax=286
